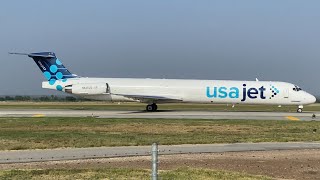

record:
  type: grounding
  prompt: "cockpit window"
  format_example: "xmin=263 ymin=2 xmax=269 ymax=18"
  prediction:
xmin=293 ymin=85 xmax=302 ymax=92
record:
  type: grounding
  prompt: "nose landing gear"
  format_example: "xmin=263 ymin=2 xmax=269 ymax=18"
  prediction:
xmin=297 ymin=105 xmax=303 ymax=113
xmin=146 ymin=103 xmax=158 ymax=112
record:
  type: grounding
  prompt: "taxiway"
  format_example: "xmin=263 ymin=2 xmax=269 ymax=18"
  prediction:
xmin=0 ymin=109 xmax=318 ymax=121
xmin=1 ymin=142 xmax=320 ymax=164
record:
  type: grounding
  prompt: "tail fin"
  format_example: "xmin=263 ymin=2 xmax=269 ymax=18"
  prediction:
xmin=10 ymin=52 xmax=78 ymax=83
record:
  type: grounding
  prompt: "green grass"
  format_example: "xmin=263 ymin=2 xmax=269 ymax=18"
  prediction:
xmin=0 ymin=101 xmax=319 ymax=111
xmin=0 ymin=168 xmax=271 ymax=180
xmin=0 ymin=117 xmax=320 ymax=150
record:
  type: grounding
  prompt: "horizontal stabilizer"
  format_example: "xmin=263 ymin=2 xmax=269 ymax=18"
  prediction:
xmin=9 ymin=52 xmax=29 ymax=56
xmin=9 ymin=52 xmax=56 ymax=58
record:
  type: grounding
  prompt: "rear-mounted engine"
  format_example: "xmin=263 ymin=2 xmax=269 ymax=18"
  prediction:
xmin=65 ymin=83 xmax=110 ymax=95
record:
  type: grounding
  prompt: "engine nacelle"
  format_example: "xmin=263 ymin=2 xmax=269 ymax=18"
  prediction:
xmin=65 ymin=83 xmax=110 ymax=95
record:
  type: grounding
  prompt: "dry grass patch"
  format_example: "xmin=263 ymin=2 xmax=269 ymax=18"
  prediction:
xmin=0 ymin=117 xmax=320 ymax=150
xmin=0 ymin=168 xmax=271 ymax=180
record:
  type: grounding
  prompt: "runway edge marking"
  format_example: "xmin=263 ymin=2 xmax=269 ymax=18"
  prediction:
xmin=32 ymin=114 xmax=46 ymax=117
xmin=286 ymin=116 xmax=300 ymax=121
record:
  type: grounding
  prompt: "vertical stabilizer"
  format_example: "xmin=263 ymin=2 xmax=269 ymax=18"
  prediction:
xmin=10 ymin=52 xmax=77 ymax=84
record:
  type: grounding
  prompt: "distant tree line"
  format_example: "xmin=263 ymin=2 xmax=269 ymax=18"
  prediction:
xmin=0 ymin=95 xmax=84 ymax=102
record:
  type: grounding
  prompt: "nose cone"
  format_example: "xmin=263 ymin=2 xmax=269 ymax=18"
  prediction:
xmin=310 ymin=94 xmax=317 ymax=103
xmin=305 ymin=93 xmax=316 ymax=104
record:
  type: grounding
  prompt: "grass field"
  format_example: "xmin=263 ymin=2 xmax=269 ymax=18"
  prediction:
xmin=0 ymin=101 xmax=319 ymax=112
xmin=0 ymin=117 xmax=320 ymax=150
xmin=0 ymin=168 xmax=271 ymax=180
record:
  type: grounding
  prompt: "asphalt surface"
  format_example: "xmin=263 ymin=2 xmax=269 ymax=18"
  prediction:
xmin=1 ymin=142 xmax=320 ymax=164
xmin=0 ymin=109 xmax=318 ymax=120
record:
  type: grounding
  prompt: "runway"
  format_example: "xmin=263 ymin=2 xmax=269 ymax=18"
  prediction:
xmin=1 ymin=142 xmax=320 ymax=164
xmin=0 ymin=109 xmax=318 ymax=120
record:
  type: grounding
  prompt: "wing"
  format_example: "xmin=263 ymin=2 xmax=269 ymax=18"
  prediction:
xmin=113 ymin=93 xmax=183 ymax=103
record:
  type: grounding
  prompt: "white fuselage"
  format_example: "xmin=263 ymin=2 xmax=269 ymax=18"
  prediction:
xmin=42 ymin=78 xmax=316 ymax=106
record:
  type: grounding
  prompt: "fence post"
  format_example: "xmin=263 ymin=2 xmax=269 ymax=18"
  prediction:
xmin=151 ymin=143 xmax=158 ymax=180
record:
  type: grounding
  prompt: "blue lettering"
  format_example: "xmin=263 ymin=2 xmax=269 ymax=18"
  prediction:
xmin=206 ymin=87 xmax=217 ymax=98
xmin=218 ymin=87 xmax=228 ymax=98
xmin=241 ymin=84 xmax=247 ymax=102
xmin=229 ymin=87 xmax=239 ymax=98
xmin=206 ymin=84 xmax=267 ymax=101
xmin=259 ymin=86 xmax=266 ymax=99
xmin=247 ymin=88 xmax=258 ymax=99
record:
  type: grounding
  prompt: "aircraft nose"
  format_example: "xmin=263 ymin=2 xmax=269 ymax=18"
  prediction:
xmin=306 ymin=93 xmax=316 ymax=104
xmin=311 ymin=94 xmax=317 ymax=103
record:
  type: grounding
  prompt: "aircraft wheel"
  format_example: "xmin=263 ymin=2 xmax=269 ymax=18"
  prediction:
xmin=152 ymin=103 xmax=158 ymax=111
xmin=297 ymin=108 xmax=303 ymax=113
xmin=146 ymin=103 xmax=158 ymax=112
xmin=146 ymin=105 xmax=154 ymax=112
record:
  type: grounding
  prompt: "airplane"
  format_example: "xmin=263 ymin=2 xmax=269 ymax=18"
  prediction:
xmin=10 ymin=52 xmax=316 ymax=112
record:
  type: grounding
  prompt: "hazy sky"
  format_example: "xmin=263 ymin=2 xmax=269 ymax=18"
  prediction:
xmin=1 ymin=0 xmax=320 ymax=95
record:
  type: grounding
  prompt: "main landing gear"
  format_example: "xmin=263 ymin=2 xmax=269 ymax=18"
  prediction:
xmin=146 ymin=103 xmax=158 ymax=112
xmin=297 ymin=105 xmax=303 ymax=113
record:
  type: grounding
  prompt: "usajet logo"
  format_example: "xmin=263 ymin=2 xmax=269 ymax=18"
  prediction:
xmin=206 ymin=84 xmax=266 ymax=102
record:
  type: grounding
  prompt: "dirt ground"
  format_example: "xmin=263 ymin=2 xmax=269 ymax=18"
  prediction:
xmin=1 ymin=149 xmax=320 ymax=180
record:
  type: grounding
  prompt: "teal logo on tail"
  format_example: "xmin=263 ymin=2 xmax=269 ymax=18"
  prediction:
xmin=10 ymin=52 xmax=77 ymax=91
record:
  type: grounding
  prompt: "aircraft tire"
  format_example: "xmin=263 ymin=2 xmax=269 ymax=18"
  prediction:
xmin=146 ymin=105 xmax=154 ymax=112
xmin=146 ymin=103 xmax=158 ymax=112
xmin=152 ymin=103 xmax=158 ymax=111
xmin=297 ymin=108 xmax=303 ymax=113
